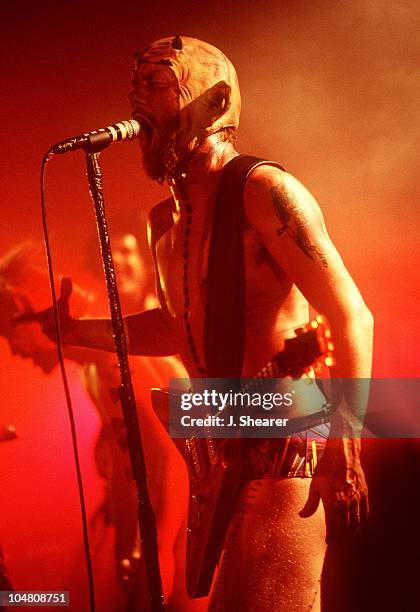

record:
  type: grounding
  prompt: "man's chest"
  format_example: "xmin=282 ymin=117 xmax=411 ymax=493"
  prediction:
xmin=155 ymin=203 xmax=210 ymax=321
xmin=154 ymin=204 xmax=280 ymax=323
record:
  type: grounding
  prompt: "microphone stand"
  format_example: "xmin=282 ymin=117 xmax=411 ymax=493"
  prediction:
xmin=85 ymin=150 xmax=165 ymax=612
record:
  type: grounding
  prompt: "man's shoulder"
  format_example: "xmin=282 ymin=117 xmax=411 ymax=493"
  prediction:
xmin=243 ymin=163 xmax=287 ymax=221
xmin=244 ymin=163 xmax=323 ymax=229
xmin=245 ymin=161 xmax=286 ymax=190
xmin=148 ymin=197 xmax=175 ymax=246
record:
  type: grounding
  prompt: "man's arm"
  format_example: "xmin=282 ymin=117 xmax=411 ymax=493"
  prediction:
xmin=65 ymin=308 xmax=180 ymax=357
xmin=15 ymin=278 xmax=180 ymax=357
xmin=244 ymin=166 xmax=373 ymax=541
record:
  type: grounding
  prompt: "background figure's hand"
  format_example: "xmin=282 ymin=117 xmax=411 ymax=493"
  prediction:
xmin=299 ymin=439 xmax=369 ymax=544
xmin=14 ymin=277 xmax=75 ymax=345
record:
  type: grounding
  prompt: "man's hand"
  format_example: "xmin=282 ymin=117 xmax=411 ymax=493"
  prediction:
xmin=299 ymin=438 xmax=369 ymax=544
xmin=14 ymin=277 xmax=75 ymax=345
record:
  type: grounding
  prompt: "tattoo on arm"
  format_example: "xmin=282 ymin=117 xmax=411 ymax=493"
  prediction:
xmin=270 ymin=184 xmax=328 ymax=267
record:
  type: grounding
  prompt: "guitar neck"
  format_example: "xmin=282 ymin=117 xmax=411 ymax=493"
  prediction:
xmin=241 ymin=328 xmax=322 ymax=393
xmin=240 ymin=357 xmax=288 ymax=394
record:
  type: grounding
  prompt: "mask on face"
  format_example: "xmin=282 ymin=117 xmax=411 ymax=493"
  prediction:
xmin=136 ymin=35 xmax=241 ymax=154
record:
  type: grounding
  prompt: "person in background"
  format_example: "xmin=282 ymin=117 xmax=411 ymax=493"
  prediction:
xmin=0 ymin=234 xmax=202 ymax=611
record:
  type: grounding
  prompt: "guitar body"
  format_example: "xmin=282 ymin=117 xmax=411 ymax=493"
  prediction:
xmin=184 ymin=437 xmax=241 ymax=598
xmin=151 ymin=387 xmax=241 ymax=597
xmin=151 ymin=316 xmax=334 ymax=598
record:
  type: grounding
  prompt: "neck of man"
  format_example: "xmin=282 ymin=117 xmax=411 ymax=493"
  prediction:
xmin=172 ymin=134 xmax=238 ymax=204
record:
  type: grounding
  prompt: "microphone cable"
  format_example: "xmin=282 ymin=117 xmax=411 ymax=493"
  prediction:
xmin=40 ymin=151 xmax=96 ymax=612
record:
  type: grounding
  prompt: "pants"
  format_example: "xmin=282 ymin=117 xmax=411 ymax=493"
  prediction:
xmin=208 ymin=477 xmax=326 ymax=612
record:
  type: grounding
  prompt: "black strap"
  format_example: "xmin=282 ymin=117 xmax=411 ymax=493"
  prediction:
xmin=204 ymin=155 xmax=283 ymax=378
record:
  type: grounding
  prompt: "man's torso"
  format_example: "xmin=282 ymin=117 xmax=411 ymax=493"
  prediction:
xmin=150 ymin=163 xmax=310 ymax=378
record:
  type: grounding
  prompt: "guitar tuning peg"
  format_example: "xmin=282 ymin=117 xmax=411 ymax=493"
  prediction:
xmin=313 ymin=362 xmax=323 ymax=374
xmin=120 ymin=558 xmax=131 ymax=570
xmin=324 ymin=356 xmax=335 ymax=367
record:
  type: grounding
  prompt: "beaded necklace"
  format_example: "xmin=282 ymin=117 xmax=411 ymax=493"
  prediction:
xmin=169 ymin=178 xmax=207 ymax=376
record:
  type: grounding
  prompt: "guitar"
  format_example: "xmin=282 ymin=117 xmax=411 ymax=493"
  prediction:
xmin=151 ymin=315 xmax=334 ymax=598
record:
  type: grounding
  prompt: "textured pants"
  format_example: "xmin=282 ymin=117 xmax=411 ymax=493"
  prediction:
xmin=208 ymin=476 xmax=326 ymax=611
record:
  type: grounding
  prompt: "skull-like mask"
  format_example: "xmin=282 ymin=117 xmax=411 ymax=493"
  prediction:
xmin=134 ymin=35 xmax=241 ymax=160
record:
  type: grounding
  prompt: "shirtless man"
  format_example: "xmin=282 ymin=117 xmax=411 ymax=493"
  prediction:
xmin=32 ymin=36 xmax=373 ymax=610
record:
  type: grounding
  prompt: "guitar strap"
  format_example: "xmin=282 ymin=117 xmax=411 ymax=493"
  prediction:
xmin=204 ymin=155 xmax=284 ymax=379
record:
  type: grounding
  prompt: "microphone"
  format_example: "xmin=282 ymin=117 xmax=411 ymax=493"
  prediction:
xmin=50 ymin=119 xmax=140 ymax=155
